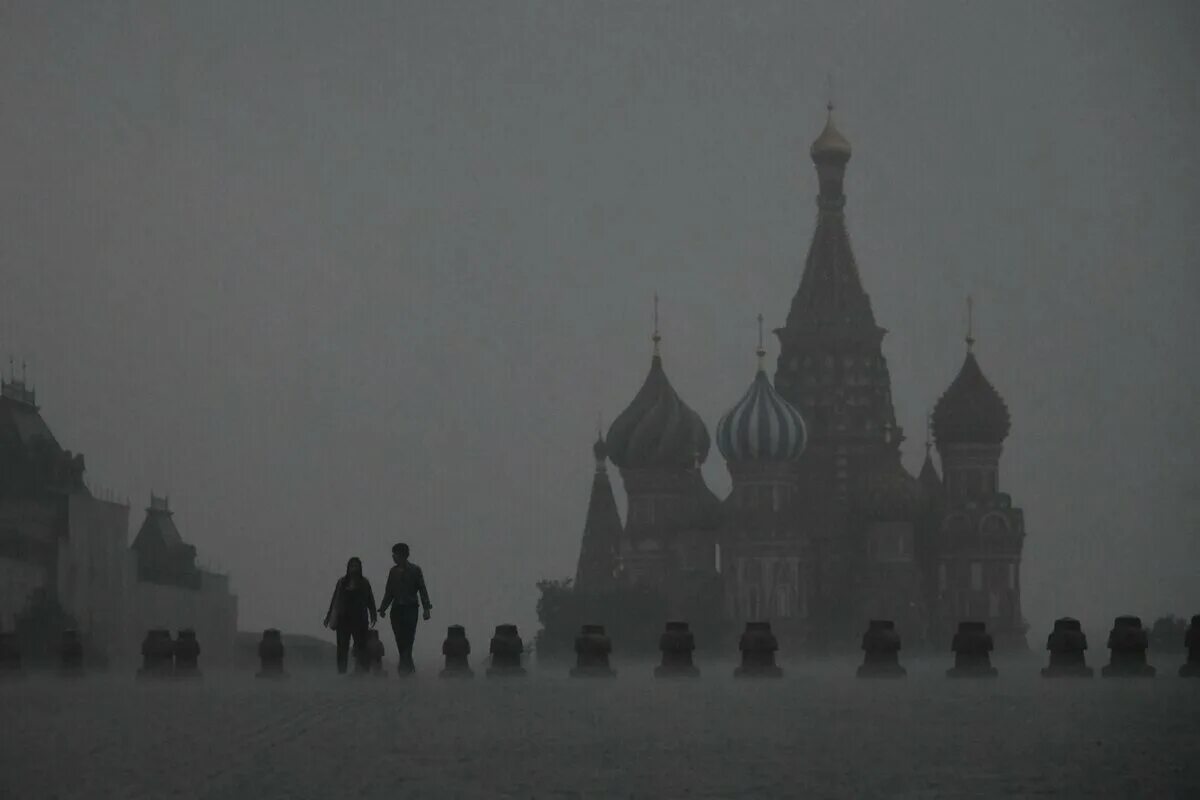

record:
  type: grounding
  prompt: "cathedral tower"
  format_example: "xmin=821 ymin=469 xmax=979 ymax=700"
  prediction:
xmin=930 ymin=304 xmax=1026 ymax=648
xmin=604 ymin=302 xmax=720 ymax=610
xmin=773 ymin=105 xmax=903 ymax=516
xmin=716 ymin=317 xmax=813 ymax=642
xmin=771 ymin=106 xmax=911 ymax=646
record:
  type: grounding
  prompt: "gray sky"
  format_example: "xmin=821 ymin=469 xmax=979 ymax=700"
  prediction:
xmin=2 ymin=1 xmax=1197 ymax=656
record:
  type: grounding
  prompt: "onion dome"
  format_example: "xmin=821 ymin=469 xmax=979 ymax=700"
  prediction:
xmin=716 ymin=369 xmax=808 ymax=463
xmin=810 ymin=103 xmax=852 ymax=163
xmin=716 ymin=316 xmax=808 ymax=463
xmin=606 ymin=354 xmax=710 ymax=471
xmin=932 ymin=351 xmax=1011 ymax=447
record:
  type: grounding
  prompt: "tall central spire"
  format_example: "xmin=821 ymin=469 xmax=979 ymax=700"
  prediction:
xmin=773 ymin=106 xmax=897 ymax=449
xmin=777 ymin=105 xmax=876 ymax=341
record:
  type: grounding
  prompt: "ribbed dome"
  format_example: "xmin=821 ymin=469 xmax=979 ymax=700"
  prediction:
xmin=606 ymin=355 xmax=710 ymax=470
xmin=932 ymin=352 xmax=1011 ymax=446
xmin=811 ymin=106 xmax=852 ymax=162
xmin=716 ymin=369 xmax=808 ymax=463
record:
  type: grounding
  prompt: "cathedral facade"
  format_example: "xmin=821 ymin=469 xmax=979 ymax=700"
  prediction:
xmin=571 ymin=109 xmax=1027 ymax=651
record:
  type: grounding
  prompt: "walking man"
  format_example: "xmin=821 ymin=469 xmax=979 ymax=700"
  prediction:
xmin=377 ymin=542 xmax=432 ymax=675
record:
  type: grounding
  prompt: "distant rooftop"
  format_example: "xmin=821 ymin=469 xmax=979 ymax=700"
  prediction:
xmin=0 ymin=377 xmax=36 ymax=408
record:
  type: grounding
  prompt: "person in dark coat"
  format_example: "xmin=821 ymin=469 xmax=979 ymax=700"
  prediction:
xmin=324 ymin=557 xmax=377 ymax=674
xmin=377 ymin=543 xmax=432 ymax=675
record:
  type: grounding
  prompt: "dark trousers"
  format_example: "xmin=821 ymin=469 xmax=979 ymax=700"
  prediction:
xmin=390 ymin=605 xmax=419 ymax=674
xmin=336 ymin=618 xmax=369 ymax=674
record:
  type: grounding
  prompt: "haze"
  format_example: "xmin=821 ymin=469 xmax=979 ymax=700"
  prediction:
xmin=1 ymin=1 xmax=1197 ymax=660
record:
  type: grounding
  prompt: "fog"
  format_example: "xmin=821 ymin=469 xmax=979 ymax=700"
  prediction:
xmin=1 ymin=0 xmax=1197 ymax=661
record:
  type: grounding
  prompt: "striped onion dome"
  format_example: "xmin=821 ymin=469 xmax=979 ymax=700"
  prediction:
xmin=716 ymin=367 xmax=808 ymax=463
xmin=605 ymin=354 xmax=711 ymax=471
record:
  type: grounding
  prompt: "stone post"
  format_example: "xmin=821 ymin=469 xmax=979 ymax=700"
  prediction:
xmin=655 ymin=621 xmax=699 ymax=678
xmin=570 ymin=624 xmax=616 ymax=678
xmin=440 ymin=625 xmax=474 ymax=678
xmin=734 ymin=621 xmax=783 ymax=678
xmin=857 ymin=620 xmax=905 ymax=678
xmin=1101 ymin=616 xmax=1155 ymax=677
xmin=486 ymin=624 xmax=527 ymax=677
xmin=1041 ymin=617 xmax=1092 ymax=677
xmin=364 ymin=629 xmax=385 ymax=675
xmin=946 ymin=621 xmax=998 ymax=678
xmin=137 ymin=629 xmax=173 ymax=679
xmin=173 ymin=629 xmax=201 ymax=678
xmin=256 ymin=629 xmax=287 ymax=678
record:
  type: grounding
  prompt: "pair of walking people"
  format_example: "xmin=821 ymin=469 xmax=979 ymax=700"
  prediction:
xmin=324 ymin=543 xmax=433 ymax=675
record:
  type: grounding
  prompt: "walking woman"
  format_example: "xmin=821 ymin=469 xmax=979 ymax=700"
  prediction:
xmin=323 ymin=557 xmax=378 ymax=674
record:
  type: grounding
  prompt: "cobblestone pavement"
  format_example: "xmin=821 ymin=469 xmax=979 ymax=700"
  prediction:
xmin=3 ymin=659 xmax=1199 ymax=799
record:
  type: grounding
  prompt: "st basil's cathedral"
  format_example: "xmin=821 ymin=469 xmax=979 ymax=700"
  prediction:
xmin=569 ymin=107 xmax=1026 ymax=651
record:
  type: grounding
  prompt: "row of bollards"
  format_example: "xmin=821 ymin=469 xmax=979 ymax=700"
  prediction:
xmin=0 ymin=630 xmax=86 ymax=678
xmin=179 ymin=612 xmax=1200 ymax=680
xmin=4 ymin=614 xmax=1199 ymax=680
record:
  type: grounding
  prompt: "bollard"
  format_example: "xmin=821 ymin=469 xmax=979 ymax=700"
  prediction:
xmin=363 ymin=629 xmax=385 ymax=675
xmin=734 ymin=621 xmax=783 ymax=678
xmin=946 ymin=621 xmax=998 ymax=678
xmin=570 ymin=624 xmax=616 ymax=678
xmin=256 ymin=629 xmax=287 ymax=678
xmin=440 ymin=625 xmax=474 ymax=678
xmin=486 ymin=624 xmax=527 ymax=677
xmin=1101 ymin=616 xmax=1155 ymax=677
xmin=1041 ymin=617 xmax=1093 ymax=678
xmin=59 ymin=629 xmax=85 ymax=677
xmin=655 ymin=621 xmax=699 ymax=678
xmin=173 ymin=629 xmax=201 ymax=678
xmin=0 ymin=631 xmax=22 ymax=678
xmin=138 ymin=629 xmax=174 ymax=679
xmin=857 ymin=620 xmax=905 ymax=678
xmin=1180 ymin=615 xmax=1200 ymax=678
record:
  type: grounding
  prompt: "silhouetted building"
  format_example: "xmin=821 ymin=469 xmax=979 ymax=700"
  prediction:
xmin=929 ymin=332 xmax=1027 ymax=649
xmin=0 ymin=373 xmax=237 ymax=663
xmin=131 ymin=495 xmax=201 ymax=589
xmin=128 ymin=495 xmax=237 ymax=665
xmin=554 ymin=108 xmax=1028 ymax=651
